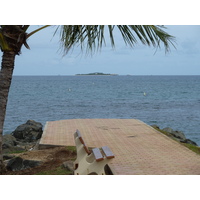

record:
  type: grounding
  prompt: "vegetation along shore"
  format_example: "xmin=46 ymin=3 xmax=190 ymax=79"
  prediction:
xmin=75 ymin=72 xmax=118 ymax=76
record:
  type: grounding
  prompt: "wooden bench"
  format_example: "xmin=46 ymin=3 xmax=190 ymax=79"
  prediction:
xmin=73 ymin=129 xmax=115 ymax=175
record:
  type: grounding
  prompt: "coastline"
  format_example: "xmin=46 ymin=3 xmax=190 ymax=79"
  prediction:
xmin=2 ymin=119 xmax=200 ymax=174
xmin=3 ymin=120 xmax=199 ymax=155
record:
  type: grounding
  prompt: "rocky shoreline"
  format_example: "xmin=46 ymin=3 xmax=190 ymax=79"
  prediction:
xmin=3 ymin=120 xmax=44 ymax=171
xmin=151 ymin=124 xmax=198 ymax=146
xmin=2 ymin=120 xmax=199 ymax=172
xmin=3 ymin=120 xmax=43 ymax=154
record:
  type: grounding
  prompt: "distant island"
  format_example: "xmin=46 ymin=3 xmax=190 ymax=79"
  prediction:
xmin=76 ymin=72 xmax=118 ymax=76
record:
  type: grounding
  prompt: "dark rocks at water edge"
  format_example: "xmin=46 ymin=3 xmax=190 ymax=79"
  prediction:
xmin=3 ymin=120 xmax=43 ymax=153
xmin=151 ymin=125 xmax=198 ymax=146
xmin=3 ymin=120 xmax=43 ymax=171
xmin=12 ymin=120 xmax=43 ymax=142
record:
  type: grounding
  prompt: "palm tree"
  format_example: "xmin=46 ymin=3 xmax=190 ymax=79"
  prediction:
xmin=0 ymin=25 xmax=175 ymax=173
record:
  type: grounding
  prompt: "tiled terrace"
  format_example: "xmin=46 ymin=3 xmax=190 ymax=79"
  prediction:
xmin=39 ymin=118 xmax=200 ymax=175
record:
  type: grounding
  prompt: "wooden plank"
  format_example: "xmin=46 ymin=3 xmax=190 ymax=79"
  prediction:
xmin=92 ymin=148 xmax=104 ymax=162
xmin=83 ymin=145 xmax=91 ymax=155
xmin=102 ymin=146 xmax=115 ymax=159
xmin=76 ymin=130 xmax=91 ymax=154
xmin=79 ymin=137 xmax=85 ymax=145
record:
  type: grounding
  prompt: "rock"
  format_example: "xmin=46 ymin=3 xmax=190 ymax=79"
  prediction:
xmin=2 ymin=120 xmax=42 ymax=153
xmin=2 ymin=145 xmax=25 ymax=154
xmin=151 ymin=124 xmax=160 ymax=130
xmin=6 ymin=157 xmax=23 ymax=171
xmin=162 ymin=127 xmax=173 ymax=134
xmin=3 ymin=134 xmax=26 ymax=154
xmin=152 ymin=125 xmax=198 ymax=146
xmin=3 ymin=154 xmax=15 ymax=160
xmin=2 ymin=134 xmax=17 ymax=149
xmin=63 ymin=161 xmax=74 ymax=172
xmin=23 ymin=160 xmax=41 ymax=169
xmin=173 ymin=130 xmax=187 ymax=140
xmin=16 ymin=140 xmax=37 ymax=150
xmin=180 ymin=139 xmax=198 ymax=146
xmin=162 ymin=127 xmax=186 ymax=140
xmin=32 ymin=140 xmax=40 ymax=151
xmin=6 ymin=157 xmax=42 ymax=171
xmin=12 ymin=120 xmax=43 ymax=142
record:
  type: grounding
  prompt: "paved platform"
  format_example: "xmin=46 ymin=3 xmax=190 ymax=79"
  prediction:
xmin=39 ymin=119 xmax=200 ymax=175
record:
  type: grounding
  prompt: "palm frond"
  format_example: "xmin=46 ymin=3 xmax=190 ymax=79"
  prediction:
xmin=140 ymin=25 xmax=176 ymax=52
xmin=27 ymin=25 xmax=51 ymax=38
xmin=58 ymin=25 xmax=176 ymax=55
xmin=108 ymin=25 xmax=115 ymax=48
xmin=97 ymin=25 xmax=106 ymax=49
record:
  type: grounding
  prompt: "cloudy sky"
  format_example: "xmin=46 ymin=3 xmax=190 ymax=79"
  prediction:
xmin=5 ymin=25 xmax=198 ymax=76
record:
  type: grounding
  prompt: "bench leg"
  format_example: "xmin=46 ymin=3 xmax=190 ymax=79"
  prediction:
xmin=73 ymin=137 xmax=90 ymax=170
xmin=73 ymin=147 xmax=88 ymax=170
xmin=74 ymin=156 xmax=114 ymax=175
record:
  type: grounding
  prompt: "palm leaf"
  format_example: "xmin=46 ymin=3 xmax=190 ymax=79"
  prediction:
xmin=58 ymin=25 xmax=175 ymax=55
xmin=27 ymin=25 xmax=51 ymax=38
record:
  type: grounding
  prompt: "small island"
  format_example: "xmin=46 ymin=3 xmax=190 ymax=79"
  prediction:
xmin=76 ymin=72 xmax=118 ymax=76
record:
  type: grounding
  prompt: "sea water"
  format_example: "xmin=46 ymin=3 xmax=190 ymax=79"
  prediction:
xmin=3 ymin=75 xmax=200 ymax=145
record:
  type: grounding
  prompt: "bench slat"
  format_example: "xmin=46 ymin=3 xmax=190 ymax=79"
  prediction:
xmin=83 ymin=145 xmax=91 ymax=155
xmin=76 ymin=130 xmax=91 ymax=155
xmin=79 ymin=137 xmax=85 ymax=145
xmin=92 ymin=148 xmax=104 ymax=162
xmin=102 ymin=146 xmax=115 ymax=159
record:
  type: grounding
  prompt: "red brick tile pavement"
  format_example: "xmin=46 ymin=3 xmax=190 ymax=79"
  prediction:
xmin=39 ymin=119 xmax=200 ymax=175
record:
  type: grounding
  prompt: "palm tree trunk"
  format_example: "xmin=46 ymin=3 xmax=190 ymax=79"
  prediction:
xmin=0 ymin=51 xmax=16 ymax=174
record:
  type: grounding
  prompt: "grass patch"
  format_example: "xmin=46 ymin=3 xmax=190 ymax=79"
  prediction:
xmin=182 ymin=143 xmax=200 ymax=155
xmin=66 ymin=146 xmax=76 ymax=153
xmin=36 ymin=166 xmax=72 ymax=175
xmin=8 ymin=150 xmax=26 ymax=154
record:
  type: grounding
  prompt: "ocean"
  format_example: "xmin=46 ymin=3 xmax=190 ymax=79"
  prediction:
xmin=3 ymin=75 xmax=200 ymax=145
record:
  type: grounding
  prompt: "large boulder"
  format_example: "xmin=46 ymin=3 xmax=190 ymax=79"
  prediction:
xmin=12 ymin=120 xmax=43 ymax=142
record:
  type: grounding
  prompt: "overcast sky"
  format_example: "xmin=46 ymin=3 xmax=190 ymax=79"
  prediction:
xmin=2 ymin=25 xmax=200 ymax=76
